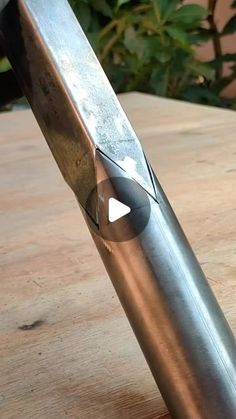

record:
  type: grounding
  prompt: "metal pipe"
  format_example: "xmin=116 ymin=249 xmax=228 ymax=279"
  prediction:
xmin=1 ymin=1 xmax=236 ymax=417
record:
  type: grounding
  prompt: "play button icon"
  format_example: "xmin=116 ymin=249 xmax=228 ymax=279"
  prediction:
xmin=108 ymin=198 xmax=131 ymax=223
xmin=85 ymin=176 xmax=151 ymax=242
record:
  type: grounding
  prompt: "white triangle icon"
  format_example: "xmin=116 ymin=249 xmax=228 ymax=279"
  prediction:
xmin=108 ymin=197 xmax=131 ymax=223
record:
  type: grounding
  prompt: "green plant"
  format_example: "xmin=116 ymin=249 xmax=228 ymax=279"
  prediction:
xmin=0 ymin=0 xmax=236 ymax=108
xmin=69 ymin=0 xmax=236 ymax=107
xmin=0 ymin=57 xmax=11 ymax=73
xmin=183 ymin=0 xmax=236 ymax=106
xmin=70 ymin=0 xmax=212 ymax=98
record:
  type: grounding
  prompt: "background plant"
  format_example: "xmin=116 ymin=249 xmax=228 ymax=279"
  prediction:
xmin=69 ymin=0 xmax=236 ymax=107
xmin=204 ymin=0 xmax=236 ymax=108
xmin=0 ymin=0 xmax=236 ymax=108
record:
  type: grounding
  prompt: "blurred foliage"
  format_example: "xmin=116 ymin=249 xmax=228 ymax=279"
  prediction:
xmin=68 ymin=0 xmax=236 ymax=108
xmin=0 ymin=0 xmax=236 ymax=108
xmin=0 ymin=57 xmax=11 ymax=73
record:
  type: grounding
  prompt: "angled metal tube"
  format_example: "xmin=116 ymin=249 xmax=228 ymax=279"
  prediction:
xmin=1 ymin=1 xmax=236 ymax=417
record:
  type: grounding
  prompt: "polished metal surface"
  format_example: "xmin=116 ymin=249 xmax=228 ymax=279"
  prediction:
xmin=1 ymin=1 xmax=236 ymax=418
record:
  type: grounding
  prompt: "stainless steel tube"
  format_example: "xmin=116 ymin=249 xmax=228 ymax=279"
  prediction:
xmin=1 ymin=1 xmax=236 ymax=417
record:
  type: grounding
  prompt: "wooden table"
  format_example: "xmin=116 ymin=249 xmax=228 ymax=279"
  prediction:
xmin=1 ymin=93 xmax=236 ymax=419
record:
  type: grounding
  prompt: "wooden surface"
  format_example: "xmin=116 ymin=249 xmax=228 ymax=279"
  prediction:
xmin=1 ymin=92 xmax=236 ymax=419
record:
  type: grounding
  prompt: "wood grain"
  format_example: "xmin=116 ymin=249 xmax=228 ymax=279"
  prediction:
xmin=1 ymin=92 xmax=236 ymax=419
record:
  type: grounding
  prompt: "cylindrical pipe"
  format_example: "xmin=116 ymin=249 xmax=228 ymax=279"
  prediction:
xmin=1 ymin=1 xmax=236 ymax=417
xmin=91 ymin=150 xmax=236 ymax=418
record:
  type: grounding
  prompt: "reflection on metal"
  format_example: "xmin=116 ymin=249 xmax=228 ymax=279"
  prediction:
xmin=1 ymin=1 xmax=236 ymax=418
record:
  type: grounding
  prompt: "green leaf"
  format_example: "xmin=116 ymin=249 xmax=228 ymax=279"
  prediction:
xmin=125 ymin=54 xmax=141 ymax=73
xmin=155 ymin=50 xmax=172 ymax=64
xmin=164 ymin=0 xmax=180 ymax=19
xmin=165 ymin=25 xmax=187 ymax=44
xmin=170 ymin=49 xmax=193 ymax=73
xmin=190 ymin=28 xmax=215 ymax=44
xmin=231 ymin=0 xmax=236 ymax=8
xmin=93 ymin=0 xmax=113 ymax=18
xmin=123 ymin=27 xmax=149 ymax=62
xmin=150 ymin=66 xmax=169 ymax=96
xmin=142 ymin=36 xmax=172 ymax=63
xmin=171 ymin=4 xmax=208 ymax=25
xmin=183 ymin=85 xmax=220 ymax=105
xmin=210 ymin=54 xmax=236 ymax=68
xmin=115 ymin=0 xmax=130 ymax=12
xmin=187 ymin=61 xmax=215 ymax=80
xmin=222 ymin=16 xmax=236 ymax=35
xmin=152 ymin=0 xmax=179 ymax=20
xmin=0 ymin=58 xmax=11 ymax=73
xmin=123 ymin=27 xmax=139 ymax=52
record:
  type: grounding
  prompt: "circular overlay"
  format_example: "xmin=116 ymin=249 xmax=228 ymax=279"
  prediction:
xmin=85 ymin=177 xmax=151 ymax=242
